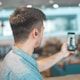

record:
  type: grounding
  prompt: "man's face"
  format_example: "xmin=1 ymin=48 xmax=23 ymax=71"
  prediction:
xmin=35 ymin=26 xmax=44 ymax=48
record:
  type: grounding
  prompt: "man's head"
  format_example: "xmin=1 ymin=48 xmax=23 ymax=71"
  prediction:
xmin=10 ymin=7 xmax=46 ymax=48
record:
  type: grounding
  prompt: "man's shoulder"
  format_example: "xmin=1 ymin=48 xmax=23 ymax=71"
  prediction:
xmin=1 ymin=51 xmax=42 ymax=80
xmin=3 ymin=50 xmax=30 ymax=74
xmin=4 ymin=50 xmax=21 ymax=66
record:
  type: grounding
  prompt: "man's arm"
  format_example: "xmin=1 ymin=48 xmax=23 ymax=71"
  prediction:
xmin=37 ymin=43 xmax=70 ymax=72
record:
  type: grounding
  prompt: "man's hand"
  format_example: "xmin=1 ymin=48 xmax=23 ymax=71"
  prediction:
xmin=60 ymin=43 xmax=75 ymax=58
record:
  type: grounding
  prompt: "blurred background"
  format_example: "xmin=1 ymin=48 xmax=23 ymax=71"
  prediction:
xmin=0 ymin=0 xmax=80 ymax=78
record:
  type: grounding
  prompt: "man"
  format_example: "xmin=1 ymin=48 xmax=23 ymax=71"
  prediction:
xmin=0 ymin=7 xmax=70 ymax=80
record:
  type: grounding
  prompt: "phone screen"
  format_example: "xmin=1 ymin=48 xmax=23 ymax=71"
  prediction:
xmin=67 ymin=32 xmax=76 ymax=51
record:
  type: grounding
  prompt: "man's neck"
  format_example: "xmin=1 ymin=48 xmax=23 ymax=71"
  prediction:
xmin=14 ymin=42 xmax=34 ymax=56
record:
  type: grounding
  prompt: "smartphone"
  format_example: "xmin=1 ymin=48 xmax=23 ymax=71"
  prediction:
xmin=67 ymin=32 xmax=76 ymax=51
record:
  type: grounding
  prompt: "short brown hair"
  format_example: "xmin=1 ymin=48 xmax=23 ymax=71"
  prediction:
xmin=10 ymin=7 xmax=46 ymax=43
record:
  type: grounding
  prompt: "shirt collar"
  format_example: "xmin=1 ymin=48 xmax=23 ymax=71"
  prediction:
xmin=12 ymin=46 xmax=38 ymax=68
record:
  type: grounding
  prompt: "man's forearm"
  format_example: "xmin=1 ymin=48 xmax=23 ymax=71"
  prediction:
xmin=37 ymin=51 xmax=65 ymax=72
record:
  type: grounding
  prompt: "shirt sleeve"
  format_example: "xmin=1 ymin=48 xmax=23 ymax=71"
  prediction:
xmin=8 ymin=71 xmax=40 ymax=80
xmin=20 ymin=73 xmax=40 ymax=80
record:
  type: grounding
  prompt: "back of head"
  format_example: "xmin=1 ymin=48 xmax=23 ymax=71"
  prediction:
xmin=10 ymin=7 xmax=46 ymax=43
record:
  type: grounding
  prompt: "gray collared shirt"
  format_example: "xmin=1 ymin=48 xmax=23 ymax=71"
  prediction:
xmin=0 ymin=47 xmax=43 ymax=80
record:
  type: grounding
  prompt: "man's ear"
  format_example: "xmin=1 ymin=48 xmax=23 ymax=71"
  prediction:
xmin=35 ymin=32 xmax=38 ymax=36
xmin=32 ymin=29 xmax=39 ymax=39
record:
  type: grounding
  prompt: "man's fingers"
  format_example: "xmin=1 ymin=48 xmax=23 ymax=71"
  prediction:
xmin=69 ymin=51 xmax=75 ymax=54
